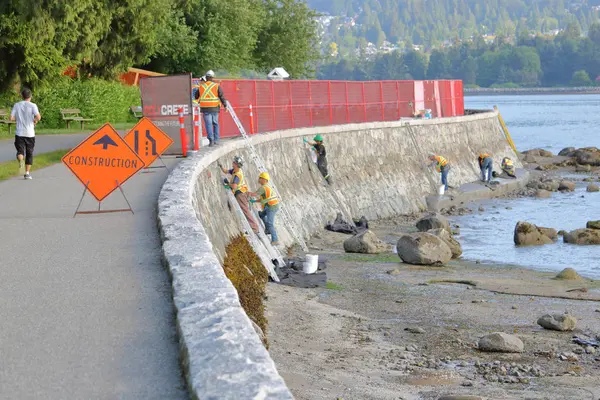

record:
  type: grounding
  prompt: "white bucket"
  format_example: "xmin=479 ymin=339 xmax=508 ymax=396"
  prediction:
xmin=438 ymin=185 xmax=445 ymax=195
xmin=392 ymin=245 xmax=398 ymax=254
xmin=303 ymin=254 xmax=319 ymax=274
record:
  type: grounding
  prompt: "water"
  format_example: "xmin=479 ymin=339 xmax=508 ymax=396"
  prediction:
xmin=454 ymin=94 xmax=600 ymax=278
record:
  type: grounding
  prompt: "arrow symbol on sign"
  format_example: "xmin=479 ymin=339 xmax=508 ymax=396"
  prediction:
xmin=93 ymin=135 xmax=118 ymax=150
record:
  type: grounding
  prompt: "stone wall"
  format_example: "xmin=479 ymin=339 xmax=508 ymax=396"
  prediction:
xmin=158 ymin=110 xmax=520 ymax=399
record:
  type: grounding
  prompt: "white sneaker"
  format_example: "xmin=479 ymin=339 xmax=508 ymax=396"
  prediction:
xmin=24 ymin=173 xmax=32 ymax=180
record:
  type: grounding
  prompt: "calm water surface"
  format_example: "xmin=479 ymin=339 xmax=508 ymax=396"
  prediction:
xmin=454 ymin=95 xmax=600 ymax=278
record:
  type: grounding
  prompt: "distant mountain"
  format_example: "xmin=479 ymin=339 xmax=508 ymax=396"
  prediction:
xmin=309 ymin=0 xmax=600 ymax=53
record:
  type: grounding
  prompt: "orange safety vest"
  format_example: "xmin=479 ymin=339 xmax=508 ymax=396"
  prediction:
xmin=199 ymin=82 xmax=220 ymax=108
xmin=478 ymin=153 xmax=491 ymax=166
xmin=260 ymin=184 xmax=279 ymax=208
xmin=434 ymin=155 xmax=448 ymax=172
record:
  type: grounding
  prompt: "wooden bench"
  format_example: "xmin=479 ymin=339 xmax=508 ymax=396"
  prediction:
xmin=0 ymin=109 xmax=16 ymax=135
xmin=60 ymin=108 xmax=93 ymax=129
xmin=130 ymin=106 xmax=143 ymax=119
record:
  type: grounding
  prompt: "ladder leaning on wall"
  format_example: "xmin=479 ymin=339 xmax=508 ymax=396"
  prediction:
xmin=226 ymin=101 xmax=309 ymax=253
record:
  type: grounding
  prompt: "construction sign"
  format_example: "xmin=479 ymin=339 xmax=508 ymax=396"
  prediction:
xmin=62 ymin=123 xmax=144 ymax=201
xmin=124 ymin=117 xmax=174 ymax=167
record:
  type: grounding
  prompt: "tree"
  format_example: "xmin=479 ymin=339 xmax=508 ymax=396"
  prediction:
xmin=570 ymin=70 xmax=593 ymax=86
xmin=403 ymin=50 xmax=427 ymax=80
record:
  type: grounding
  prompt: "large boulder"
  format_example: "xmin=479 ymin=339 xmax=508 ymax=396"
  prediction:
xmin=343 ymin=230 xmax=389 ymax=254
xmin=555 ymin=268 xmax=583 ymax=280
xmin=558 ymin=147 xmax=576 ymax=157
xmin=416 ymin=213 xmax=451 ymax=234
xmin=478 ymin=332 xmax=524 ymax=353
xmin=536 ymin=189 xmax=552 ymax=198
xmin=587 ymin=184 xmax=599 ymax=192
xmin=524 ymin=148 xmax=553 ymax=157
xmin=522 ymin=153 xmax=537 ymax=163
xmin=514 ymin=222 xmax=557 ymax=245
xmin=574 ymin=147 xmax=600 ymax=166
xmin=563 ymin=228 xmax=600 ymax=245
xmin=558 ymin=180 xmax=576 ymax=192
xmin=428 ymin=228 xmax=462 ymax=258
xmin=396 ymin=232 xmax=452 ymax=265
xmin=537 ymin=313 xmax=577 ymax=332
xmin=586 ymin=220 xmax=600 ymax=230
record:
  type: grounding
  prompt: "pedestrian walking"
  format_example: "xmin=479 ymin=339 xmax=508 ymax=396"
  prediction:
xmin=250 ymin=172 xmax=280 ymax=245
xmin=428 ymin=152 xmax=450 ymax=191
xmin=196 ymin=70 xmax=227 ymax=147
xmin=478 ymin=152 xmax=493 ymax=183
xmin=220 ymin=155 xmax=259 ymax=233
xmin=10 ymin=88 xmax=41 ymax=180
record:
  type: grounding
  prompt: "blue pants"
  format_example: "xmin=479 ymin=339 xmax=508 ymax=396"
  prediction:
xmin=202 ymin=112 xmax=220 ymax=143
xmin=259 ymin=206 xmax=279 ymax=242
xmin=441 ymin=166 xmax=449 ymax=191
xmin=481 ymin=158 xmax=493 ymax=182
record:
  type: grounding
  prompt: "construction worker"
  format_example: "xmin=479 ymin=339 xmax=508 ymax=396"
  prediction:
xmin=195 ymin=70 xmax=227 ymax=147
xmin=478 ymin=152 xmax=493 ymax=183
xmin=250 ymin=172 xmax=280 ymax=245
xmin=303 ymin=134 xmax=332 ymax=184
xmin=501 ymin=157 xmax=516 ymax=178
xmin=428 ymin=152 xmax=450 ymax=191
xmin=220 ymin=155 xmax=259 ymax=233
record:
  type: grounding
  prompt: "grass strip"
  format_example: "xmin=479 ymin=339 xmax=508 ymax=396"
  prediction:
xmin=0 ymin=122 xmax=136 ymax=139
xmin=0 ymin=149 xmax=69 ymax=181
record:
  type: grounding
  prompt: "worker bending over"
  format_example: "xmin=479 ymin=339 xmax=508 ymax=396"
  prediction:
xmin=478 ymin=152 xmax=493 ymax=183
xmin=304 ymin=134 xmax=332 ymax=184
xmin=250 ymin=172 xmax=280 ymax=245
xmin=220 ymin=156 xmax=259 ymax=233
xmin=428 ymin=153 xmax=450 ymax=191
xmin=501 ymin=157 xmax=516 ymax=178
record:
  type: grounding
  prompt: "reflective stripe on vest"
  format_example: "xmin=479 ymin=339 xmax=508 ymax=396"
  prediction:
xmin=260 ymin=185 xmax=279 ymax=207
xmin=232 ymin=169 xmax=248 ymax=193
xmin=435 ymin=155 xmax=448 ymax=172
xmin=200 ymin=82 xmax=220 ymax=108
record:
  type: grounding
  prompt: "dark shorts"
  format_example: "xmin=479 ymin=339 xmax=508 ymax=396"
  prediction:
xmin=15 ymin=136 xmax=35 ymax=165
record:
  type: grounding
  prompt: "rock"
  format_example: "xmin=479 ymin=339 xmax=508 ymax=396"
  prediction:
xmin=536 ymin=189 xmax=552 ymax=198
xmin=558 ymin=180 xmax=576 ymax=192
xmin=405 ymin=326 xmax=425 ymax=334
xmin=524 ymin=148 xmax=553 ymax=157
xmin=343 ymin=230 xmax=389 ymax=254
xmin=586 ymin=220 xmax=600 ymax=230
xmin=555 ymin=268 xmax=583 ymax=280
xmin=574 ymin=147 xmax=600 ymax=166
xmin=564 ymin=228 xmax=600 ymax=245
xmin=250 ymin=319 xmax=266 ymax=344
xmin=438 ymin=396 xmax=482 ymax=400
xmin=478 ymin=206 xmax=485 ymax=212
xmin=583 ymin=177 xmax=595 ymax=182
xmin=558 ymin=230 xmax=567 ymax=236
xmin=396 ymin=232 xmax=452 ymax=265
xmin=514 ymin=221 xmax=557 ymax=246
xmin=428 ymin=228 xmax=463 ymax=259
xmin=587 ymin=184 xmax=599 ymax=192
xmin=585 ymin=346 xmax=596 ymax=355
xmin=559 ymin=147 xmax=576 ymax=157
xmin=478 ymin=332 xmax=524 ymax=353
xmin=538 ymin=227 xmax=558 ymax=241
xmin=511 ymin=306 xmax=518 ymax=309
xmin=537 ymin=313 xmax=577 ymax=331
xmin=523 ymin=153 xmax=537 ymax=163
xmin=387 ymin=269 xmax=401 ymax=275
xmin=416 ymin=213 xmax=451 ymax=234
xmin=559 ymin=352 xmax=579 ymax=362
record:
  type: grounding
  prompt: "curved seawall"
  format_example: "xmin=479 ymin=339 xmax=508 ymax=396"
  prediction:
xmin=158 ymin=110 xmax=521 ymax=399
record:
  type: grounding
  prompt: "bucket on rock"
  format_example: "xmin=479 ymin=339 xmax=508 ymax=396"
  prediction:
xmin=438 ymin=185 xmax=445 ymax=195
xmin=303 ymin=254 xmax=319 ymax=274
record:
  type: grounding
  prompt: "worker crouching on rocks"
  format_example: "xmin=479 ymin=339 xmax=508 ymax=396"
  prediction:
xmin=250 ymin=172 xmax=280 ymax=245
xmin=478 ymin=152 xmax=493 ymax=183
xmin=304 ymin=134 xmax=332 ymax=184
xmin=428 ymin=152 xmax=450 ymax=191
xmin=501 ymin=157 xmax=516 ymax=178
xmin=220 ymin=155 xmax=259 ymax=233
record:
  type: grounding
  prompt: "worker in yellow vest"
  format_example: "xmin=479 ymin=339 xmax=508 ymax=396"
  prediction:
xmin=478 ymin=152 xmax=493 ymax=183
xmin=428 ymin=153 xmax=450 ymax=191
xmin=220 ymin=155 xmax=259 ymax=233
xmin=501 ymin=157 xmax=516 ymax=178
xmin=250 ymin=171 xmax=280 ymax=245
xmin=195 ymin=70 xmax=227 ymax=147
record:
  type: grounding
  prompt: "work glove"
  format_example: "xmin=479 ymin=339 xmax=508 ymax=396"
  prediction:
xmin=249 ymin=198 xmax=257 ymax=203
xmin=303 ymin=138 xmax=308 ymax=143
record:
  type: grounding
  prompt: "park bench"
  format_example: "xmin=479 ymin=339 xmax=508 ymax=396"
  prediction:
xmin=60 ymin=108 xmax=93 ymax=129
xmin=0 ymin=109 xmax=16 ymax=135
xmin=130 ymin=106 xmax=143 ymax=119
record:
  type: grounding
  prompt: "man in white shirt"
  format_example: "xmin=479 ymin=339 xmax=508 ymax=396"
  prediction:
xmin=10 ymin=88 xmax=41 ymax=179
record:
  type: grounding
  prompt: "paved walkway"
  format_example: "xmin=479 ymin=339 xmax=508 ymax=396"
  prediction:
xmin=0 ymin=137 xmax=188 ymax=399
xmin=0 ymin=133 xmax=89 ymax=162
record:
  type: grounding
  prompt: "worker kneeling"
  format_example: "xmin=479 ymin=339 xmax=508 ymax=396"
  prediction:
xmin=250 ymin=172 xmax=280 ymax=246
xmin=221 ymin=156 xmax=259 ymax=233
xmin=501 ymin=157 xmax=516 ymax=178
xmin=478 ymin=152 xmax=493 ymax=183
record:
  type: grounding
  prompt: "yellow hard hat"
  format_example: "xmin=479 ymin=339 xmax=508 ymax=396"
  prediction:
xmin=259 ymin=172 xmax=270 ymax=181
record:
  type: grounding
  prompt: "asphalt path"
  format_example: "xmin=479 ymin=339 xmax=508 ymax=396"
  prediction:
xmin=0 ymin=133 xmax=89 ymax=163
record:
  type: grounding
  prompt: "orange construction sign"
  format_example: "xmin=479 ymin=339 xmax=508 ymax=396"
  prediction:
xmin=62 ymin=123 xmax=144 ymax=201
xmin=123 ymin=117 xmax=174 ymax=167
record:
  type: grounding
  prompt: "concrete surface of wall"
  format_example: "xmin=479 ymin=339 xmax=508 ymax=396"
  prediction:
xmin=158 ymin=110 xmax=520 ymax=399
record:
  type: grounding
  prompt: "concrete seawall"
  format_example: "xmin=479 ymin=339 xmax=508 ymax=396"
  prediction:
xmin=158 ymin=110 xmax=522 ymax=399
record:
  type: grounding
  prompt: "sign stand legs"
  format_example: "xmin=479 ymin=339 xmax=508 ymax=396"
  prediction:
xmin=142 ymin=155 xmax=170 ymax=173
xmin=73 ymin=180 xmax=135 ymax=217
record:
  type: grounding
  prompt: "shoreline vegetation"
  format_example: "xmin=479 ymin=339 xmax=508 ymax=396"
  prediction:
xmin=465 ymin=86 xmax=600 ymax=96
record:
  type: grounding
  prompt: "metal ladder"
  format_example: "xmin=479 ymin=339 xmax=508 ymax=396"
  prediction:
xmin=226 ymin=101 xmax=309 ymax=252
xmin=221 ymin=173 xmax=280 ymax=282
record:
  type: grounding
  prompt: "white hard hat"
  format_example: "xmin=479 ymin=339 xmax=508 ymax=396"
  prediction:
xmin=206 ymin=70 xmax=215 ymax=77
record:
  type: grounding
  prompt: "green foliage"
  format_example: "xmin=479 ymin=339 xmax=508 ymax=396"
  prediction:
xmin=222 ymin=235 xmax=269 ymax=347
xmin=570 ymin=69 xmax=593 ymax=86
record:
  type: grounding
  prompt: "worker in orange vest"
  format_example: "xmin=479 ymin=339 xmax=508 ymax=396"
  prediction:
xmin=478 ymin=152 xmax=493 ymax=183
xmin=195 ymin=70 xmax=227 ymax=147
xmin=428 ymin=152 xmax=450 ymax=191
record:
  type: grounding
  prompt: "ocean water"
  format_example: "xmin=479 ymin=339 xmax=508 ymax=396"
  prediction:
xmin=452 ymin=95 xmax=600 ymax=278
